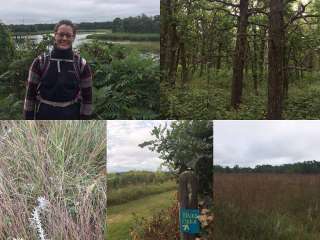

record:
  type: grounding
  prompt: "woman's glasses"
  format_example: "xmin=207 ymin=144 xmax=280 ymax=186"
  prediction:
xmin=56 ymin=32 xmax=73 ymax=39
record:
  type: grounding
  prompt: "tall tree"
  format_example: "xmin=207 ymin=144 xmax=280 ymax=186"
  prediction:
xmin=267 ymin=0 xmax=285 ymax=119
xmin=231 ymin=0 xmax=249 ymax=109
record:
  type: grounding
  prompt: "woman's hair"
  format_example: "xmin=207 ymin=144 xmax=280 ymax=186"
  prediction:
xmin=54 ymin=20 xmax=77 ymax=36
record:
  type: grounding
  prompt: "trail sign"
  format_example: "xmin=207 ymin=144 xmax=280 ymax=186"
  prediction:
xmin=179 ymin=208 xmax=200 ymax=234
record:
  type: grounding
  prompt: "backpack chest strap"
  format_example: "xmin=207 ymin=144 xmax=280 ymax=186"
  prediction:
xmin=50 ymin=58 xmax=75 ymax=73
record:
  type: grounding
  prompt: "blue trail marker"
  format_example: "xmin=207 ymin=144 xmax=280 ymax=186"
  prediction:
xmin=179 ymin=208 xmax=200 ymax=234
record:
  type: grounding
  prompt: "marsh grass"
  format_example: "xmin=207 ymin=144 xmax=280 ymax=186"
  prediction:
xmin=213 ymin=173 xmax=320 ymax=239
xmin=86 ymin=32 xmax=159 ymax=42
xmin=0 ymin=121 xmax=107 ymax=240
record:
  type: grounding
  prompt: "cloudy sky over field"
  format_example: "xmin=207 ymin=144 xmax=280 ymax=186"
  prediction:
xmin=215 ymin=120 xmax=320 ymax=167
xmin=0 ymin=0 xmax=159 ymax=24
xmin=107 ymin=121 xmax=171 ymax=173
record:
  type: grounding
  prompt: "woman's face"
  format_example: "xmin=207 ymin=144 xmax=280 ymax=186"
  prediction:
xmin=54 ymin=24 xmax=75 ymax=50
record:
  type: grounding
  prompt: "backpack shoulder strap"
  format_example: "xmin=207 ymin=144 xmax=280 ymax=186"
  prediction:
xmin=38 ymin=51 xmax=51 ymax=77
xmin=73 ymin=52 xmax=87 ymax=76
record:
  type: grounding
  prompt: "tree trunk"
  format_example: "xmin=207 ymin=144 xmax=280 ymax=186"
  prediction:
xmin=231 ymin=0 xmax=249 ymax=109
xmin=267 ymin=0 xmax=285 ymax=119
xmin=160 ymin=0 xmax=169 ymax=78
xmin=161 ymin=0 xmax=179 ymax=87
xmin=216 ymin=42 xmax=222 ymax=72
xmin=252 ymin=25 xmax=258 ymax=95
xmin=168 ymin=22 xmax=179 ymax=87
xmin=259 ymin=28 xmax=266 ymax=82
xmin=180 ymin=41 xmax=188 ymax=85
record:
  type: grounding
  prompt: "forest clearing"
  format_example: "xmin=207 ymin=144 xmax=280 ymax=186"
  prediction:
xmin=213 ymin=173 xmax=320 ymax=239
xmin=161 ymin=0 xmax=320 ymax=119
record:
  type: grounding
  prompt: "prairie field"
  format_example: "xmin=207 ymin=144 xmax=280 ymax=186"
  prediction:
xmin=213 ymin=173 xmax=320 ymax=240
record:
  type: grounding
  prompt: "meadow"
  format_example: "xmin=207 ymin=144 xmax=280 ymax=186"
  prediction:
xmin=0 ymin=121 xmax=107 ymax=239
xmin=213 ymin=173 xmax=320 ymax=240
xmin=107 ymin=171 xmax=177 ymax=239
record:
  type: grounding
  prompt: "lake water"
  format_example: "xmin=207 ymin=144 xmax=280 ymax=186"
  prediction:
xmin=18 ymin=33 xmax=92 ymax=48
xmin=21 ymin=33 xmax=154 ymax=48
xmin=15 ymin=32 xmax=160 ymax=60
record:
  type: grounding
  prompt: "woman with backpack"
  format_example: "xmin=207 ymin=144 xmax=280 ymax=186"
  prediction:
xmin=23 ymin=20 xmax=92 ymax=120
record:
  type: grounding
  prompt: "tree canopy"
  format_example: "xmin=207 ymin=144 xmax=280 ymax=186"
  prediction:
xmin=139 ymin=120 xmax=213 ymax=196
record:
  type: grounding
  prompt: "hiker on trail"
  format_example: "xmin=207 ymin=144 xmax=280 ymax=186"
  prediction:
xmin=23 ymin=20 xmax=92 ymax=120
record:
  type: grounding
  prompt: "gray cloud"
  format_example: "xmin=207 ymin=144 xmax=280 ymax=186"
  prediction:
xmin=214 ymin=120 xmax=320 ymax=167
xmin=107 ymin=120 xmax=171 ymax=173
xmin=0 ymin=0 xmax=159 ymax=24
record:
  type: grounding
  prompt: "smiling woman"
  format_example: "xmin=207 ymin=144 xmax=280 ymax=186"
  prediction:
xmin=23 ymin=19 xmax=93 ymax=120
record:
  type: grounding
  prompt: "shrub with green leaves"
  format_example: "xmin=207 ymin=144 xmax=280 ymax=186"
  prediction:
xmin=80 ymin=41 xmax=160 ymax=119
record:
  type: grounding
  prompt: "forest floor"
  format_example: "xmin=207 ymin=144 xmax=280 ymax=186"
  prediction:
xmin=213 ymin=173 xmax=320 ymax=240
xmin=161 ymin=70 xmax=320 ymax=120
xmin=106 ymin=190 xmax=176 ymax=240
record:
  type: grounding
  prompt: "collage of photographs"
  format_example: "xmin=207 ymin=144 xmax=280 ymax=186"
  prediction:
xmin=0 ymin=0 xmax=319 ymax=239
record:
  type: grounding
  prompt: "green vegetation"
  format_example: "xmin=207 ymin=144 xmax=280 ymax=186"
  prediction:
xmin=108 ymin=170 xmax=174 ymax=188
xmin=108 ymin=180 xmax=176 ymax=206
xmin=130 ymin=200 xmax=180 ymax=240
xmin=161 ymin=70 xmax=320 ymax=120
xmin=80 ymin=41 xmax=160 ymax=119
xmin=140 ymin=120 xmax=213 ymax=197
xmin=214 ymin=173 xmax=320 ymax=239
xmin=121 ymin=42 xmax=160 ymax=54
xmin=106 ymin=170 xmax=177 ymax=239
xmin=161 ymin=0 xmax=320 ymax=119
xmin=0 ymin=24 xmax=15 ymax=73
xmin=129 ymin=120 xmax=214 ymax=239
xmin=0 ymin=26 xmax=160 ymax=119
xmin=107 ymin=171 xmax=176 ymax=206
xmin=112 ymin=15 xmax=159 ymax=33
xmin=107 ymin=190 xmax=176 ymax=240
xmin=87 ymin=32 xmax=160 ymax=41
xmin=0 ymin=121 xmax=107 ymax=239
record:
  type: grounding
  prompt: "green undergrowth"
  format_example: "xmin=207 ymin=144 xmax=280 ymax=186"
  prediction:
xmin=107 ymin=190 xmax=176 ymax=240
xmin=161 ymin=70 xmax=320 ymax=119
xmin=214 ymin=203 xmax=320 ymax=240
xmin=87 ymin=32 xmax=159 ymax=41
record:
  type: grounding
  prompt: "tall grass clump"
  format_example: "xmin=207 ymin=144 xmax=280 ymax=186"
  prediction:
xmin=0 ymin=121 xmax=107 ymax=240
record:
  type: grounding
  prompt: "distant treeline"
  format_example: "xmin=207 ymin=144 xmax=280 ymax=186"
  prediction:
xmin=112 ymin=14 xmax=159 ymax=33
xmin=8 ymin=22 xmax=112 ymax=33
xmin=214 ymin=161 xmax=320 ymax=174
xmin=108 ymin=170 xmax=174 ymax=189
xmin=7 ymin=14 xmax=160 ymax=34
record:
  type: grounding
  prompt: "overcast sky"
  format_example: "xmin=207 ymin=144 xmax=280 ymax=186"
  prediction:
xmin=0 ymin=0 xmax=159 ymax=24
xmin=214 ymin=120 xmax=320 ymax=168
xmin=107 ymin=120 xmax=171 ymax=173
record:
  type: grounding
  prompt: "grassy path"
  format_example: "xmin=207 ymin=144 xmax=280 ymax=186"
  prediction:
xmin=106 ymin=190 xmax=176 ymax=240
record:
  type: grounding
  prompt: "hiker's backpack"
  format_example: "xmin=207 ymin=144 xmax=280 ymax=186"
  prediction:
xmin=37 ymin=50 xmax=87 ymax=82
